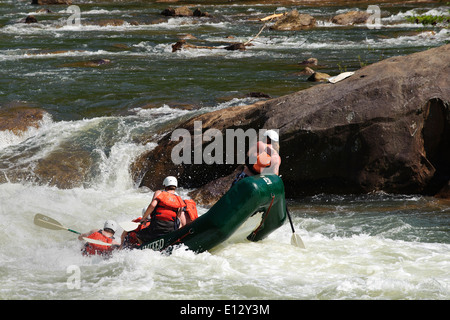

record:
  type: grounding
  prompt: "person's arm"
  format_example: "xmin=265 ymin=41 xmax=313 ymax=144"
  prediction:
xmin=262 ymin=148 xmax=281 ymax=175
xmin=270 ymin=153 xmax=281 ymax=175
xmin=247 ymin=141 xmax=265 ymax=165
xmin=141 ymin=190 xmax=160 ymax=222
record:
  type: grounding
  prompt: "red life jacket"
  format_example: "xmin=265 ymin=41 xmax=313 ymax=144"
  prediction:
xmin=153 ymin=191 xmax=186 ymax=222
xmin=183 ymin=199 xmax=198 ymax=221
xmin=123 ymin=217 xmax=150 ymax=248
xmin=83 ymin=230 xmax=114 ymax=256
xmin=133 ymin=217 xmax=151 ymax=230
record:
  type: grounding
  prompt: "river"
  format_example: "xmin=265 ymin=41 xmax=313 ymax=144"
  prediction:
xmin=0 ymin=0 xmax=449 ymax=301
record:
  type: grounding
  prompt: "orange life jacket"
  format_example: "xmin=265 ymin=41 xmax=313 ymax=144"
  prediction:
xmin=124 ymin=217 xmax=150 ymax=248
xmin=153 ymin=191 xmax=186 ymax=222
xmin=252 ymin=143 xmax=277 ymax=174
xmin=252 ymin=151 xmax=272 ymax=173
xmin=183 ymin=199 xmax=198 ymax=221
xmin=132 ymin=217 xmax=151 ymax=230
xmin=83 ymin=230 xmax=114 ymax=256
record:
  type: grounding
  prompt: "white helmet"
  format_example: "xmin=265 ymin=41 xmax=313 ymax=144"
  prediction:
xmin=104 ymin=220 xmax=118 ymax=233
xmin=163 ymin=176 xmax=178 ymax=188
xmin=264 ymin=129 xmax=279 ymax=142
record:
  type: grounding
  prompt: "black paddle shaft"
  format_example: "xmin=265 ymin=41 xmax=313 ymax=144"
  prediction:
xmin=286 ymin=207 xmax=296 ymax=233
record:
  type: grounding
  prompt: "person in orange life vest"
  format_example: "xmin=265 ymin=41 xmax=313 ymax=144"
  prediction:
xmin=232 ymin=129 xmax=281 ymax=186
xmin=120 ymin=216 xmax=150 ymax=249
xmin=178 ymin=199 xmax=199 ymax=229
xmin=136 ymin=176 xmax=186 ymax=244
xmin=79 ymin=220 xmax=120 ymax=256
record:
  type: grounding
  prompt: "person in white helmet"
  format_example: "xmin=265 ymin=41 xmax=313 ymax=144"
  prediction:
xmin=136 ymin=176 xmax=186 ymax=243
xmin=79 ymin=220 xmax=120 ymax=257
xmin=232 ymin=129 xmax=281 ymax=186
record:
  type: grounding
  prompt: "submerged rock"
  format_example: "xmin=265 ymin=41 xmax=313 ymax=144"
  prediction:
xmin=60 ymin=59 xmax=112 ymax=68
xmin=296 ymin=67 xmax=315 ymax=76
xmin=161 ymin=6 xmax=193 ymax=17
xmin=0 ymin=146 xmax=93 ymax=189
xmin=24 ymin=16 xmax=38 ymax=24
xmin=307 ymin=71 xmax=330 ymax=82
xmin=132 ymin=45 xmax=450 ymax=204
xmin=33 ymin=147 xmax=93 ymax=189
xmin=0 ymin=103 xmax=93 ymax=189
xmin=270 ymin=10 xmax=316 ymax=31
xmin=299 ymin=58 xmax=318 ymax=66
xmin=161 ymin=6 xmax=209 ymax=18
xmin=331 ymin=11 xmax=370 ymax=25
xmin=0 ymin=104 xmax=47 ymax=134
xmin=193 ymin=8 xmax=210 ymax=17
xmin=35 ymin=8 xmax=53 ymax=14
xmin=224 ymin=43 xmax=246 ymax=51
xmin=31 ymin=0 xmax=72 ymax=4
xmin=92 ymin=19 xmax=126 ymax=27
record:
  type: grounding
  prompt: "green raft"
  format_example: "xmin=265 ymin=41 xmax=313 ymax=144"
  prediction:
xmin=140 ymin=174 xmax=287 ymax=253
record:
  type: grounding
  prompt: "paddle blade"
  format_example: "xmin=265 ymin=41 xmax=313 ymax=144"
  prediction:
xmin=34 ymin=214 xmax=66 ymax=231
xmin=119 ymin=221 xmax=140 ymax=232
xmin=291 ymin=233 xmax=305 ymax=249
xmin=83 ymin=237 xmax=113 ymax=247
xmin=328 ymin=71 xmax=355 ymax=84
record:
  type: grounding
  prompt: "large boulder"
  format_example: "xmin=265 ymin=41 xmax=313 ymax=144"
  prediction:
xmin=132 ymin=45 xmax=450 ymax=204
xmin=131 ymin=100 xmax=268 ymax=193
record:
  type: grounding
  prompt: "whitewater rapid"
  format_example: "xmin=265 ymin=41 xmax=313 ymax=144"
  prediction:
xmin=1 ymin=0 xmax=449 ymax=301
xmin=0 ymin=180 xmax=449 ymax=300
xmin=1 ymin=111 xmax=448 ymax=300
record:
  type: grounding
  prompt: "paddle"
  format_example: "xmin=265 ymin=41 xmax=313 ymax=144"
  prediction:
xmin=119 ymin=220 xmax=140 ymax=232
xmin=286 ymin=207 xmax=306 ymax=249
xmin=33 ymin=213 xmax=112 ymax=247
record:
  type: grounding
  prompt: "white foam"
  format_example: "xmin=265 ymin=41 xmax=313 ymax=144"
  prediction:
xmin=0 ymin=112 xmax=54 ymax=150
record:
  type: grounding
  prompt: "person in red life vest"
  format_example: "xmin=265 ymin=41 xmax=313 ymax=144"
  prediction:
xmin=79 ymin=220 xmax=120 ymax=257
xmin=120 ymin=216 xmax=150 ymax=249
xmin=232 ymin=129 xmax=281 ymax=186
xmin=136 ymin=176 xmax=186 ymax=244
xmin=178 ymin=198 xmax=199 ymax=229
